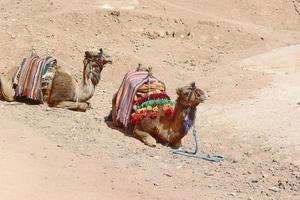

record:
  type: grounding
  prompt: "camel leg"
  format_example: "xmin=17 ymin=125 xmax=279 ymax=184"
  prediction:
xmin=54 ymin=101 xmax=89 ymax=112
xmin=111 ymin=93 xmax=123 ymax=127
xmin=133 ymin=125 xmax=157 ymax=147
xmin=155 ymin=130 xmax=183 ymax=148
xmin=0 ymin=75 xmax=15 ymax=102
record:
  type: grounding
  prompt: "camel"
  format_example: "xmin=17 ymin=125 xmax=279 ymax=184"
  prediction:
xmin=0 ymin=49 xmax=112 ymax=111
xmin=111 ymin=82 xmax=206 ymax=147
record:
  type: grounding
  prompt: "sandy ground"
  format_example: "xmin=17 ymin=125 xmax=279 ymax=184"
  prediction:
xmin=0 ymin=0 xmax=300 ymax=199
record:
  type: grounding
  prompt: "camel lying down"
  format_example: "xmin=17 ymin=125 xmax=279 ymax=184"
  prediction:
xmin=0 ymin=49 xmax=112 ymax=111
xmin=112 ymin=81 xmax=207 ymax=148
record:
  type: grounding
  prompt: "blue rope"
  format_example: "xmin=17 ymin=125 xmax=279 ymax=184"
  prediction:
xmin=173 ymin=129 xmax=224 ymax=163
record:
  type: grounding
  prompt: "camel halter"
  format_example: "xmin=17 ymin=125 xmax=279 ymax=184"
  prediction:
xmin=173 ymin=82 xmax=224 ymax=163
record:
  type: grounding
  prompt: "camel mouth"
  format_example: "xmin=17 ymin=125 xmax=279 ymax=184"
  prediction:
xmin=200 ymin=94 xmax=207 ymax=101
xmin=104 ymin=56 xmax=112 ymax=65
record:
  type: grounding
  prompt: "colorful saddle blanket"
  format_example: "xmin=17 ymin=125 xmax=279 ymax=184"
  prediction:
xmin=115 ymin=70 xmax=165 ymax=126
xmin=13 ymin=52 xmax=56 ymax=102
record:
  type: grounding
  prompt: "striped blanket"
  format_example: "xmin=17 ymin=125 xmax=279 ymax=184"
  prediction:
xmin=14 ymin=53 xmax=56 ymax=102
xmin=115 ymin=70 xmax=160 ymax=127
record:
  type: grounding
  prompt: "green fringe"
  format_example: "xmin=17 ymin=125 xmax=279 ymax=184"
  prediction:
xmin=136 ymin=99 xmax=175 ymax=110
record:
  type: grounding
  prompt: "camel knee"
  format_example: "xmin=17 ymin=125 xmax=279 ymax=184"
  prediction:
xmin=0 ymin=76 xmax=15 ymax=102
xmin=133 ymin=129 xmax=157 ymax=147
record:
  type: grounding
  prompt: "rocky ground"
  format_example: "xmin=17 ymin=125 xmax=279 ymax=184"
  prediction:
xmin=0 ymin=0 xmax=299 ymax=199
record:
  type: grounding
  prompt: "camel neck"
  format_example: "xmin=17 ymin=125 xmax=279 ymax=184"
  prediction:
xmin=170 ymin=100 xmax=195 ymax=140
xmin=74 ymin=66 xmax=96 ymax=102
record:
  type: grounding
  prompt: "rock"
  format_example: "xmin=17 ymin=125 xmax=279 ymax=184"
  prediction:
xmin=11 ymin=34 xmax=16 ymax=39
xmin=297 ymin=102 xmax=300 ymax=105
xmin=110 ymin=10 xmax=120 ymax=17
xmin=153 ymin=183 xmax=159 ymax=186
xmin=164 ymin=173 xmax=172 ymax=177
xmin=46 ymin=107 xmax=51 ymax=111
xmin=269 ymin=187 xmax=280 ymax=192
xmin=204 ymin=172 xmax=214 ymax=176
xmin=230 ymin=192 xmax=237 ymax=196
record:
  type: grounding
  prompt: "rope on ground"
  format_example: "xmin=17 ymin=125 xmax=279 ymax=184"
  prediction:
xmin=173 ymin=128 xmax=224 ymax=163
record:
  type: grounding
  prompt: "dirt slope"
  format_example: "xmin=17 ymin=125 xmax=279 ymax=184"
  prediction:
xmin=0 ymin=0 xmax=300 ymax=199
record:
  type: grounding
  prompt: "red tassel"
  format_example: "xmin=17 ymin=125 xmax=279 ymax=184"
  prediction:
xmin=150 ymin=111 xmax=159 ymax=119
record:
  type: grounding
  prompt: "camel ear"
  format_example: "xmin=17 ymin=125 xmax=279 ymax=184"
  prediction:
xmin=176 ymin=88 xmax=182 ymax=96
xmin=190 ymin=82 xmax=196 ymax=89
xmin=85 ymin=51 xmax=91 ymax=58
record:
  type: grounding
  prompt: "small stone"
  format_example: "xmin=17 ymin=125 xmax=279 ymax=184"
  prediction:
xmin=164 ymin=173 xmax=172 ymax=177
xmin=204 ymin=172 xmax=214 ymax=176
xmin=110 ymin=11 xmax=120 ymax=17
xmin=11 ymin=35 xmax=16 ymax=39
xmin=269 ymin=187 xmax=280 ymax=192
xmin=46 ymin=107 xmax=51 ymax=111
xmin=57 ymin=144 xmax=63 ymax=148
xmin=230 ymin=192 xmax=237 ymax=196
xmin=297 ymin=102 xmax=300 ymax=105
xmin=176 ymin=165 xmax=183 ymax=169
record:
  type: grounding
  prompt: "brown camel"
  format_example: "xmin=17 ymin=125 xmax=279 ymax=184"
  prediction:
xmin=111 ymin=82 xmax=206 ymax=147
xmin=0 ymin=49 xmax=112 ymax=111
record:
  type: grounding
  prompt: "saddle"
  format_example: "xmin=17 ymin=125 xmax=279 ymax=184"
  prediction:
xmin=115 ymin=66 xmax=174 ymax=126
xmin=13 ymin=51 xmax=57 ymax=102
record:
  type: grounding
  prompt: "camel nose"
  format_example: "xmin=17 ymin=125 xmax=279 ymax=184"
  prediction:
xmin=105 ymin=56 xmax=112 ymax=64
xmin=200 ymin=94 xmax=207 ymax=101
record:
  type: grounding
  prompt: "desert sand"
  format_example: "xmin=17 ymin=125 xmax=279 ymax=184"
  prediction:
xmin=0 ymin=0 xmax=299 ymax=199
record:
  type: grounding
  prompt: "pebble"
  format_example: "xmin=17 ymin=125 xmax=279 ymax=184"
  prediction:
xmin=110 ymin=11 xmax=120 ymax=17
xmin=269 ymin=187 xmax=280 ymax=192
xmin=204 ymin=172 xmax=214 ymax=176
xmin=164 ymin=173 xmax=172 ymax=177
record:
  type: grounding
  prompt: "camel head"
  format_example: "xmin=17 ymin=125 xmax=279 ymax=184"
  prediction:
xmin=83 ymin=48 xmax=112 ymax=85
xmin=176 ymin=82 xmax=206 ymax=108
